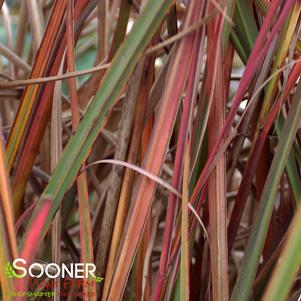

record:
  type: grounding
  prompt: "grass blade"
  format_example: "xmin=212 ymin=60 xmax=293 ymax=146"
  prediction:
xmin=181 ymin=141 xmax=190 ymax=301
xmin=20 ymin=0 xmax=173 ymax=276
xmin=6 ymin=0 xmax=66 ymax=170
xmin=0 ymin=126 xmax=18 ymax=301
xmin=262 ymin=196 xmax=301 ymax=301
xmin=207 ymin=11 xmax=229 ymax=300
xmin=230 ymin=79 xmax=301 ymax=301
xmin=66 ymin=1 xmax=96 ymax=299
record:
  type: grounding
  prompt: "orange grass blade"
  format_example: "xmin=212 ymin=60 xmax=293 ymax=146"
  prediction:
xmin=66 ymin=0 xmax=96 ymax=299
xmin=0 ymin=128 xmax=18 ymax=301
xmin=6 ymin=0 xmax=66 ymax=170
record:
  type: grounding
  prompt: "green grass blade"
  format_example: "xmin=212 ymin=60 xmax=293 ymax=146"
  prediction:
xmin=233 ymin=0 xmax=258 ymax=58
xmin=180 ymin=144 xmax=190 ymax=301
xmin=231 ymin=80 xmax=301 ymax=301
xmin=275 ymin=114 xmax=301 ymax=204
xmin=222 ymin=0 xmax=236 ymax=53
xmin=19 ymin=0 xmax=173 ymax=250
xmin=262 ymin=198 xmax=301 ymax=301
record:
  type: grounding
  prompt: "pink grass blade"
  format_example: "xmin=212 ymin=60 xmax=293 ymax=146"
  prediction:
xmin=190 ymin=0 xmax=296 ymax=206
xmin=15 ymin=199 xmax=51 ymax=299
xmin=207 ymin=9 xmax=229 ymax=301
xmin=153 ymin=2 xmax=205 ymax=297
xmin=106 ymin=5 xmax=200 ymax=299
